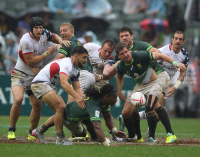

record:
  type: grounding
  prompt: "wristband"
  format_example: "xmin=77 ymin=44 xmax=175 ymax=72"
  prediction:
xmin=99 ymin=75 xmax=103 ymax=80
xmin=174 ymin=80 xmax=182 ymax=89
xmin=111 ymin=127 xmax=117 ymax=134
xmin=59 ymin=39 xmax=62 ymax=44
xmin=172 ymin=61 xmax=179 ymax=68
xmin=43 ymin=51 xmax=50 ymax=57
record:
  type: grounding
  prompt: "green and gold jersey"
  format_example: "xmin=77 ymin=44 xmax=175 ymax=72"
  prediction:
xmin=59 ymin=36 xmax=82 ymax=57
xmin=114 ymin=41 xmax=164 ymax=74
xmin=117 ymin=51 xmax=155 ymax=84
xmin=59 ymin=36 xmax=93 ymax=73
xmin=64 ymin=97 xmax=110 ymax=124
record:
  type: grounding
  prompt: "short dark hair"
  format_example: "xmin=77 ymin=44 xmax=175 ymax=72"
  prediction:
xmin=85 ymin=84 xmax=117 ymax=99
xmin=118 ymin=26 xmax=133 ymax=37
xmin=102 ymin=39 xmax=115 ymax=48
xmin=115 ymin=42 xmax=129 ymax=55
xmin=72 ymin=46 xmax=88 ymax=55
xmin=173 ymin=31 xmax=185 ymax=40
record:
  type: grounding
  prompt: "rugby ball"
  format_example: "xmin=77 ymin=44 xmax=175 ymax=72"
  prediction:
xmin=131 ymin=92 xmax=146 ymax=107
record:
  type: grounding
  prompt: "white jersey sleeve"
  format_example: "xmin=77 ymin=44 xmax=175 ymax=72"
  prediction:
xmin=20 ymin=37 xmax=34 ymax=54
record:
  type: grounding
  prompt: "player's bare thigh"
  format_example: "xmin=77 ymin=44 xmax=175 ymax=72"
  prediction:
xmin=12 ymin=86 xmax=25 ymax=104
xmin=42 ymin=90 xmax=66 ymax=111
xmin=122 ymin=101 xmax=137 ymax=118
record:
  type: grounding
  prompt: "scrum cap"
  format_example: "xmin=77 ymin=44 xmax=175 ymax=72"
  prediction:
xmin=30 ymin=17 xmax=43 ymax=32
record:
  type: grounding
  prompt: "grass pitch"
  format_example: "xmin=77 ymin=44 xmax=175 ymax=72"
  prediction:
xmin=0 ymin=116 xmax=200 ymax=157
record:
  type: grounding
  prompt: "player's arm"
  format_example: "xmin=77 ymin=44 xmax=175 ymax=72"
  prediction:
xmin=152 ymin=52 xmax=186 ymax=71
xmin=116 ymin=74 xmax=126 ymax=101
xmin=60 ymin=73 xmax=85 ymax=109
xmin=71 ymin=80 xmax=84 ymax=97
xmin=102 ymin=61 xmax=120 ymax=80
xmin=102 ymin=112 xmax=116 ymax=132
xmin=149 ymin=47 xmax=161 ymax=53
xmin=166 ymin=67 xmax=186 ymax=97
xmin=91 ymin=121 xmax=110 ymax=146
xmin=51 ymin=33 xmax=62 ymax=44
xmin=23 ymin=45 xmax=57 ymax=67
xmin=102 ymin=111 xmax=127 ymax=139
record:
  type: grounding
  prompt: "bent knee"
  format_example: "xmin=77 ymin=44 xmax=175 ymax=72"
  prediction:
xmin=14 ymin=97 xmax=24 ymax=106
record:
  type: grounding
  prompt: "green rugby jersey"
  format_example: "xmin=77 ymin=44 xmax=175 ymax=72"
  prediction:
xmin=114 ymin=41 xmax=164 ymax=74
xmin=116 ymin=51 xmax=156 ymax=84
xmin=64 ymin=97 xmax=110 ymax=124
xmin=59 ymin=36 xmax=93 ymax=73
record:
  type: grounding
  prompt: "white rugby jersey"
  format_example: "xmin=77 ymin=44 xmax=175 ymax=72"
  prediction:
xmin=14 ymin=29 xmax=53 ymax=75
xmin=32 ymin=57 xmax=80 ymax=85
xmin=158 ymin=44 xmax=189 ymax=79
xmin=83 ymin=43 xmax=112 ymax=74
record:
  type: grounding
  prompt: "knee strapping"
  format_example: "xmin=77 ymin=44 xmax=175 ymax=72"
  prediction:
xmin=146 ymin=95 xmax=158 ymax=112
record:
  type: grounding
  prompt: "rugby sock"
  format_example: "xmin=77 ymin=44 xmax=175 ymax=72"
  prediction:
xmin=155 ymin=106 xmax=174 ymax=134
xmin=123 ymin=116 xmax=135 ymax=138
xmin=36 ymin=124 xmax=49 ymax=134
xmin=132 ymin=111 xmax=142 ymax=140
xmin=146 ymin=112 xmax=157 ymax=139
xmin=56 ymin=131 xmax=65 ymax=142
xmin=9 ymin=126 xmax=16 ymax=132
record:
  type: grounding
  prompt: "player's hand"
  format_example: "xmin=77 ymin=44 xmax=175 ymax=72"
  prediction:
xmin=177 ymin=63 xmax=186 ymax=71
xmin=47 ymin=45 xmax=57 ymax=55
xmin=76 ymin=95 xmax=86 ymax=109
xmin=113 ymin=131 xmax=128 ymax=138
xmin=166 ymin=86 xmax=176 ymax=97
xmin=118 ymin=93 xmax=126 ymax=102
xmin=94 ymin=74 xmax=102 ymax=81
xmin=60 ymin=40 xmax=71 ymax=47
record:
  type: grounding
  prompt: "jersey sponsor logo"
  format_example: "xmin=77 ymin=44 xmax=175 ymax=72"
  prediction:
xmin=95 ymin=110 xmax=100 ymax=118
xmin=20 ymin=79 xmax=25 ymax=84
xmin=25 ymin=43 xmax=31 ymax=51
xmin=137 ymin=63 xmax=142 ymax=69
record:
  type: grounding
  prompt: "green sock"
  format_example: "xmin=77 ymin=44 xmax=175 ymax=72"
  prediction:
xmin=146 ymin=112 xmax=157 ymax=139
xmin=155 ymin=106 xmax=173 ymax=134
xmin=123 ymin=116 xmax=135 ymax=138
xmin=132 ymin=111 xmax=142 ymax=140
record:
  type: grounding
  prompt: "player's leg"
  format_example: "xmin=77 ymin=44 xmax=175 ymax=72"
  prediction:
xmin=42 ymin=90 xmax=67 ymax=144
xmin=32 ymin=115 xmax=56 ymax=144
xmin=145 ymin=95 xmax=158 ymax=143
xmin=154 ymin=102 xmax=177 ymax=143
xmin=29 ymin=93 xmax=42 ymax=139
xmin=8 ymin=86 xmax=24 ymax=140
xmin=121 ymin=101 xmax=137 ymax=141
xmin=65 ymin=122 xmax=88 ymax=142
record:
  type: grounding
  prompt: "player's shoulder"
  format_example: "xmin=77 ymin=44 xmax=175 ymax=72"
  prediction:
xmin=20 ymin=33 xmax=33 ymax=45
xmin=84 ymin=42 xmax=100 ymax=49
xmin=158 ymin=44 xmax=170 ymax=52
xmin=181 ymin=47 xmax=189 ymax=56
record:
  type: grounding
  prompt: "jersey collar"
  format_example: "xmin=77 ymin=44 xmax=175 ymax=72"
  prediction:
xmin=130 ymin=45 xmax=133 ymax=50
xmin=125 ymin=58 xmax=134 ymax=66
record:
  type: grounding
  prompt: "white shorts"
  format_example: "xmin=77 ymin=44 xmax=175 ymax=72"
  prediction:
xmin=127 ymin=80 xmax=162 ymax=102
xmin=11 ymin=69 xmax=35 ymax=91
xmin=157 ymin=71 xmax=170 ymax=93
xmin=31 ymin=82 xmax=57 ymax=99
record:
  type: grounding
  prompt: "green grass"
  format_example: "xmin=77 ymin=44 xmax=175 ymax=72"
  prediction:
xmin=0 ymin=116 xmax=200 ymax=157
